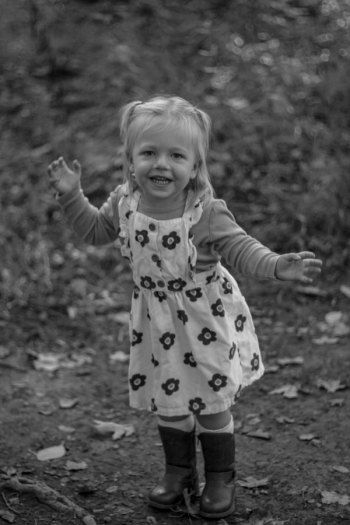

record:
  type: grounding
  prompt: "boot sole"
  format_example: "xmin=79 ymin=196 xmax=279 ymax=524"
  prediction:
xmin=147 ymin=496 xmax=184 ymax=510
xmin=199 ymin=499 xmax=236 ymax=519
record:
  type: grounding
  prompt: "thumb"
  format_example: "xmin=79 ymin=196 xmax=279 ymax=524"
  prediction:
xmin=283 ymin=253 xmax=301 ymax=262
xmin=72 ymin=160 xmax=81 ymax=176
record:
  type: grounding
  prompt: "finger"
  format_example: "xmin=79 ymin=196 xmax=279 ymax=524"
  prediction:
xmin=282 ymin=253 xmax=301 ymax=262
xmin=304 ymin=259 xmax=322 ymax=268
xmin=72 ymin=160 xmax=81 ymax=175
xmin=297 ymin=251 xmax=315 ymax=260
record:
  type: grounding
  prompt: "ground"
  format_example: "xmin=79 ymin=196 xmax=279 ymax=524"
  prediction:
xmin=1 ymin=277 xmax=349 ymax=525
xmin=1 ymin=1 xmax=350 ymax=524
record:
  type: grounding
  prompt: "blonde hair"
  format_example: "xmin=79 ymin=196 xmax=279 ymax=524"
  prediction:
xmin=119 ymin=95 xmax=213 ymax=200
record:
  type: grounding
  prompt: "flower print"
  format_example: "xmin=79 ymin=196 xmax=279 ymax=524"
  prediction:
xmin=159 ymin=332 xmax=176 ymax=350
xmin=235 ymin=314 xmax=247 ymax=332
xmin=184 ymin=352 xmax=197 ymax=368
xmin=162 ymin=231 xmax=181 ymax=250
xmin=133 ymin=286 xmax=140 ymax=299
xmin=208 ymin=373 xmax=228 ymax=392
xmin=151 ymin=354 xmax=159 ymax=367
xmin=222 ymin=277 xmax=233 ymax=294
xmin=211 ymin=298 xmax=225 ymax=317
xmin=135 ymin=229 xmax=149 ymax=247
xmin=251 ymin=352 xmax=260 ymax=371
xmin=140 ymin=276 xmax=156 ymax=290
xmin=161 ymin=378 xmax=180 ymax=396
xmin=185 ymin=288 xmax=202 ymax=302
xmin=234 ymin=385 xmax=242 ymax=402
xmin=151 ymin=398 xmax=158 ymax=412
xmin=189 ymin=397 xmax=206 ymax=415
xmin=129 ymin=373 xmax=146 ymax=391
xmin=206 ymin=271 xmax=216 ymax=284
xmin=154 ymin=291 xmax=167 ymax=302
xmin=168 ymin=278 xmax=187 ymax=292
xmin=229 ymin=342 xmax=238 ymax=360
xmin=177 ymin=310 xmax=188 ymax=325
xmin=198 ymin=327 xmax=217 ymax=346
xmin=131 ymin=329 xmax=143 ymax=346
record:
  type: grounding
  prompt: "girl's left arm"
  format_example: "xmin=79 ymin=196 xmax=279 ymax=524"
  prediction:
xmin=208 ymin=200 xmax=322 ymax=281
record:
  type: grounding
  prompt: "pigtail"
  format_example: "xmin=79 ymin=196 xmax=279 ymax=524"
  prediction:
xmin=119 ymin=101 xmax=143 ymax=144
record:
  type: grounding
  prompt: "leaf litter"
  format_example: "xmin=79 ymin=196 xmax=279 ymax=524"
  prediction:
xmin=34 ymin=443 xmax=66 ymax=461
xmin=321 ymin=491 xmax=350 ymax=506
xmin=93 ymin=420 xmax=135 ymax=440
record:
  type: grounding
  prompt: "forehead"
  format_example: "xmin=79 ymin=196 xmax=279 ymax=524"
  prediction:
xmin=131 ymin=116 xmax=198 ymax=149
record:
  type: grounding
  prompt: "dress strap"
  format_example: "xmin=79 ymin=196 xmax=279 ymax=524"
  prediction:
xmin=183 ymin=190 xmax=205 ymax=227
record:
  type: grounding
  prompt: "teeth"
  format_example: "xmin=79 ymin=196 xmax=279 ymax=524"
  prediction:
xmin=152 ymin=177 xmax=170 ymax=185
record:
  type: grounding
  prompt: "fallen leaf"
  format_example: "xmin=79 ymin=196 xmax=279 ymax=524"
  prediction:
xmin=329 ymin=398 xmax=344 ymax=407
xmin=65 ymin=460 xmax=88 ymax=471
xmin=277 ymin=356 xmax=304 ymax=366
xmin=59 ymin=398 xmax=79 ymax=409
xmin=325 ymin=311 xmax=343 ymax=325
xmin=116 ymin=507 xmax=134 ymax=515
xmin=58 ymin=425 xmax=76 ymax=433
xmin=332 ymin=465 xmax=349 ymax=474
xmin=276 ymin=416 xmax=295 ymax=424
xmin=105 ymin=485 xmax=119 ymax=493
xmin=109 ymin=350 xmax=129 ymax=363
xmin=246 ymin=429 xmax=271 ymax=440
xmin=0 ymin=346 xmax=10 ymax=358
xmin=296 ymin=285 xmax=328 ymax=297
xmin=340 ymin=284 xmax=350 ymax=299
xmin=146 ymin=517 xmax=157 ymax=524
xmin=321 ymin=490 xmax=350 ymax=505
xmin=313 ymin=336 xmax=339 ymax=345
xmin=316 ymin=379 xmax=346 ymax=393
xmin=36 ymin=443 xmax=66 ymax=461
xmin=110 ymin=311 xmax=130 ymax=324
xmin=0 ymin=510 xmax=15 ymax=523
xmin=264 ymin=365 xmax=279 ymax=373
xmin=34 ymin=354 xmax=61 ymax=372
xmin=237 ymin=476 xmax=269 ymax=488
xmin=93 ymin=420 xmax=135 ymax=440
xmin=298 ymin=433 xmax=317 ymax=441
xmin=269 ymin=384 xmax=298 ymax=399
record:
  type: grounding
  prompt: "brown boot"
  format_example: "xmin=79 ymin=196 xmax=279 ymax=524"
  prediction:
xmin=198 ymin=432 xmax=235 ymax=518
xmin=148 ymin=426 xmax=198 ymax=509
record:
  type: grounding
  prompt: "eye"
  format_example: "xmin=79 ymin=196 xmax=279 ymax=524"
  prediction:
xmin=172 ymin=153 xmax=183 ymax=159
xmin=142 ymin=150 xmax=154 ymax=157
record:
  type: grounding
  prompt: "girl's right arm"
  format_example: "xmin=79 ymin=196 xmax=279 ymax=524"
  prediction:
xmin=48 ymin=157 xmax=120 ymax=246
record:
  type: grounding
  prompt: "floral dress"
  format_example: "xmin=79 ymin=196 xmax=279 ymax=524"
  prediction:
xmin=118 ymin=186 xmax=264 ymax=417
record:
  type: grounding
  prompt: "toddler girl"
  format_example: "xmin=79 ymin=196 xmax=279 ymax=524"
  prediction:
xmin=48 ymin=95 xmax=322 ymax=519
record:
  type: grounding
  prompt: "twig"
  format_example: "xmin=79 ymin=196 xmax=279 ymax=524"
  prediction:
xmin=0 ymin=476 xmax=96 ymax=525
xmin=0 ymin=361 xmax=27 ymax=373
xmin=2 ymin=491 xmax=21 ymax=514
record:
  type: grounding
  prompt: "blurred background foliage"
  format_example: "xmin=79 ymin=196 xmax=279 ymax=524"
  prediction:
xmin=0 ymin=0 xmax=350 ymax=315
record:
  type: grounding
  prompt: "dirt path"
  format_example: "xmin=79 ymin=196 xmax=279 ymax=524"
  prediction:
xmin=1 ymin=278 xmax=349 ymax=525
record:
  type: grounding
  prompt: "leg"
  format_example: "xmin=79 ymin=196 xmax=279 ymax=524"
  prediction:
xmin=148 ymin=415 xmax=198 ymax=509
xmin=196 ymin=409 xmax=236 ymax=519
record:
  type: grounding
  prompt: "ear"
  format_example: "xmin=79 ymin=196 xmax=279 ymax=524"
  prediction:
xmin=190 ymin=163 xmax=198 ymax=179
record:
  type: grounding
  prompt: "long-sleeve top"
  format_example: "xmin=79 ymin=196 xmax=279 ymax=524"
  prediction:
xmin=58 ymin=184 xmax=280 ymax=280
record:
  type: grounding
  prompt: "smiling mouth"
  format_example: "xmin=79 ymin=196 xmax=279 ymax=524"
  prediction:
xmin=151 ymin=177 xmax=171 ymax=185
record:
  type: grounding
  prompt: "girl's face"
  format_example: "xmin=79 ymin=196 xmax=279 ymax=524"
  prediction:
xmin=130 ymin=123 xmax=197 ymax=208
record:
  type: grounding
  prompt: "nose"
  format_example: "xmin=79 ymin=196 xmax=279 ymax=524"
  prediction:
xmin=154 ymin=153 xmax=169 ymax=169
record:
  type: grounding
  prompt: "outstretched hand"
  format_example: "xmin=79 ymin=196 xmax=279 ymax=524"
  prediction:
xmin=275 ymin=252 xmax=322 ymax=283
xmin=48 ymin=157 xmax=81 ymax=195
